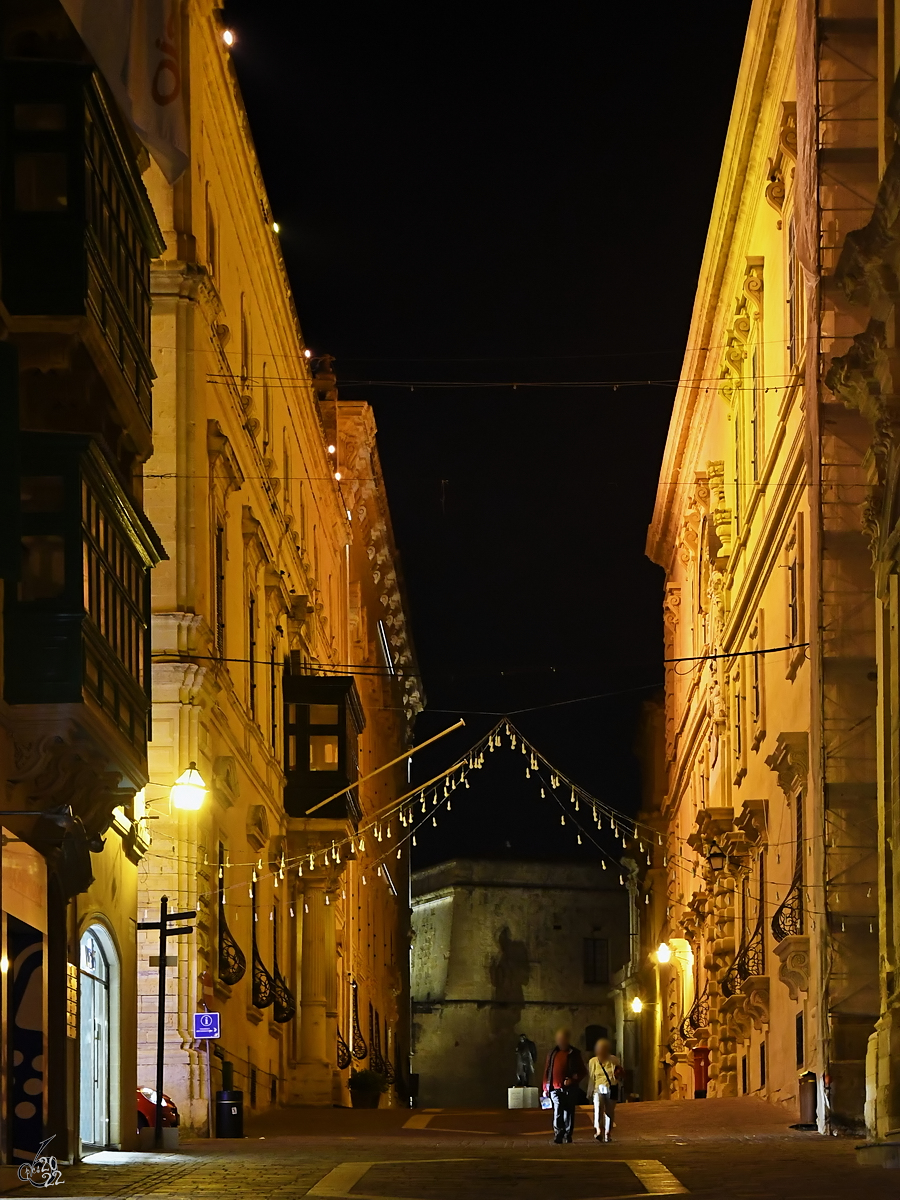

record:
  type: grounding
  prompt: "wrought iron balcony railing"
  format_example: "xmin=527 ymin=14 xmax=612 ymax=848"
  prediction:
xmin=218 ymin=903 xmax=246 ymax=987
xmin=678 ymin=985 xmax=710 ymax=1043
xmin=351 ymin=980 xmax=368 ymax=1060
xmin=771 ymin=867 xmax=804 ymax=942
xmin=272 ymin=938 xmax=296 ymax=1024
xmin=721 ymin=916 xmax=765 ymax=998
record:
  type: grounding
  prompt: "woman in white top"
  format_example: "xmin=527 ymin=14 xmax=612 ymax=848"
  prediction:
xmin=586 ymin=1038 xmax=621 ymax=1143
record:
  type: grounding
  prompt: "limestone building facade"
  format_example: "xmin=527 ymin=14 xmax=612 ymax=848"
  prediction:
xmin=410 ymin=859 xmax=631 ymax=1108
xmin=0 ymin=0 xmax=168 ymax=1162
xmin=137 ymin=3 xmax=422 ymax=1129
xmin=645 ymin=0 xmax=900 ymax=1137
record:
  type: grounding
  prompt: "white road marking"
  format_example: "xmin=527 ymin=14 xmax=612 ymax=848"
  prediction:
xmin=307 ymin=1156 xmax=689 ymax=1199
xmin=403 ymin=1114 xmax=434 ymax=1129
xmin=626 ymin=1158 xmax=689 ymax=1194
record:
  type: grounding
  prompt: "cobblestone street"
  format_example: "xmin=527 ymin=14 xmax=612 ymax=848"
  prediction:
xmin=3 ymin=1099 xmax=897 ymax=1200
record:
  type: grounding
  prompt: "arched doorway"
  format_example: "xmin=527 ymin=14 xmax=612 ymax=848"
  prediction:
xmin=79 ymin=926 xmax=118 ymax=1149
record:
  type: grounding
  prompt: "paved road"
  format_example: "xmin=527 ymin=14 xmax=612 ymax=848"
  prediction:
xmin=6 ymin=1098 xmax=897 ymax=1200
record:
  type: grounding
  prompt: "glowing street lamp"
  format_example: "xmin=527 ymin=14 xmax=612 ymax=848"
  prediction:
xmin=656 ymin=942 xmax=672 ymax=964
xmin=707 ymin=841 xmax=727 ymax=873
xmin=170 ymin=762 xmax=207 ymax=811
xmin=631 ymin=996 xmax=643 ymax=1015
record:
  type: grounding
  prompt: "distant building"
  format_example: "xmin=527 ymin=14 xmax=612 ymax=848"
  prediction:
xmin=410 ymin=859 xmax=631 ymax=1108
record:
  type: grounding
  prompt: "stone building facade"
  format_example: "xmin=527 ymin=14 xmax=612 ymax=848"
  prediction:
xmin=410 ymin=859 xmax=631 ymax=1108
xmin=644 ymin=0 xmax=900 ymax=1138
xmin=0 ymin=0 xmax=168 ymax=1163
xmin=136 ymin=3 xmax=422 ymax=1129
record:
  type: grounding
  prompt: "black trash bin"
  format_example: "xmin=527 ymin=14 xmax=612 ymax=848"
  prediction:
xmin=216 ymin=1090 xmax=243 ymax=1138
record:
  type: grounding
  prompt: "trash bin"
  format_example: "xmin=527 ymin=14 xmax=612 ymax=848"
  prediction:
xmin=215 ymin=1089 xmax=243 ymax=1138
xmin=794 ymin=1071 xmax=817 ymax=1130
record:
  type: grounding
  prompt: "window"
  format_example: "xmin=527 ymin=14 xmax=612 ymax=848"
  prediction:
xmin=248 ymin=590 xmax=257 ymax=718
xmin=15 ymin=152 xmax=68 ymax=211
xmin=751 ymin=345 xmax=762 ymax=480
xmin=785 ymin=518 xmax=805 ymax=678
xmin=205 ymin=184 xmax=216 ymax=277
xmin=741 ymin=1055 xmax=748 ymax=1095
xmin=795 ymin=1011 xmax=805 ymax=1068
xmin=787 ymin=217 xmax=798 ymax=368
xmin=214 ymin=525 xmax=226 ymax=656
xmin=269 ymin=643 xmax=278 ymax=754
xmin=760 ymin=1041 xmax=766 ymax=1088
xmin=583 ymin=937 xmax=609 ymax=985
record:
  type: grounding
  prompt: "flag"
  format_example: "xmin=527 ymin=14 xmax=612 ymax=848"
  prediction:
xmin=59 ymin=0 xmax=188 ymax=184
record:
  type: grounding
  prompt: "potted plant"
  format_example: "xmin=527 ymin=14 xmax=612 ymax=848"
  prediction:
xmin=347 ymin=1068 xmax=389 ymax=1109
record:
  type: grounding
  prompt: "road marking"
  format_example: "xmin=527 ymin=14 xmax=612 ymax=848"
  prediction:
xmin=627 ymin=1159 xmax=689 ymax=1194
xmin=308 ymin=1156 xmax=688 ymax=1199
xmin=403 ymin=1114 xmax=434 ymax=1129
xmin=308 ymin=1162 xmax=373 ymax=1195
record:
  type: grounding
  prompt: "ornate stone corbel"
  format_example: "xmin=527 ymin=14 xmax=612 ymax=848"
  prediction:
xmin=773 ymin=934 xmax=810 ymax=1000
xmin=765 ymin=733 xmax=808 ymax=798
xmin=742 ymin=975 xmax=770 ymax=1030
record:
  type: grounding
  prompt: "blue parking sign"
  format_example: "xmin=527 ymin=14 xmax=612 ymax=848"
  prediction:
xmin=193 ymin=1011 xmax=220 ymax=1039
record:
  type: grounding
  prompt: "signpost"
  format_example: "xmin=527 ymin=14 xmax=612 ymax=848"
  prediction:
xmin=193 ymin=1012 xmax=220 ymax=1039
xmin=137 ymin=896 xmax=195 ymax=1148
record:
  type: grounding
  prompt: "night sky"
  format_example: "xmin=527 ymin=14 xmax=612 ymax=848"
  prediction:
xmin=223 ymin=2 xmax=752 ymax=866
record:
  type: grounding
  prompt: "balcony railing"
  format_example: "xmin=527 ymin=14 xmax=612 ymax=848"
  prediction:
xmin=721 ymin=916 xmax=765 ymax=999
xmin=771 ymin=868 xmax=804 ymax=941
xmin=678 ymin=985 xmax=709 ymax=1043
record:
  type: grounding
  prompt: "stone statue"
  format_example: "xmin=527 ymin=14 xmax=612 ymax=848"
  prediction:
xmin=515 ymin=1034 xmax=537 ymax=1086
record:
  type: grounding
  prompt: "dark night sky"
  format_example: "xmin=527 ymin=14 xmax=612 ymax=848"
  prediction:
xmin=223 ymin=2 xmax=752 ymax=867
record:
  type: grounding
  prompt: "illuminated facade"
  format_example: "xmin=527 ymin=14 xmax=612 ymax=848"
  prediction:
xmin=138 ymin=3 xmax=421 ymax=1128
xmin=0 ymin=1 xmax=166 ymax=1163
xmin=644 ymin=0 xmax=897 ymax=1134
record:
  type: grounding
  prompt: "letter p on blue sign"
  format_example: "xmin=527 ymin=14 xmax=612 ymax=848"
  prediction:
xmin=193 ymin=1011 xmax=220 ymax=1039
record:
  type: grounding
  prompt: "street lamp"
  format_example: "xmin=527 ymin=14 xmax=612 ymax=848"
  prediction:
xmin=631 ymin=996 xmax=643 ymax=1015
xmin=170 ymin=763 xmax=207 ymax=811
xmin=707 ymin=841 xmax=727 ymax=873
xmin=656 ymin=942 xmax=672 ymax=964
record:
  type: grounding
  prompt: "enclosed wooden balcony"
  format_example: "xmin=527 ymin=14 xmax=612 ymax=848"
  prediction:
xmin=4 ymin=432 xmax=166 ymax=757
xmin=282 ymin=674 xmax=365 ymax=820
xmin=0 ymin=61 xmax=164 ymax=455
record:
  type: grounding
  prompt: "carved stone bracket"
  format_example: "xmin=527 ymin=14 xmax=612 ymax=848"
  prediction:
xmin=765 ymin=733 xmax=809 ymax=798
xmin=773 ymin=934 xmax=810 ymax=1000
xmin=742 ymin=974 xmax=770 ymax=1030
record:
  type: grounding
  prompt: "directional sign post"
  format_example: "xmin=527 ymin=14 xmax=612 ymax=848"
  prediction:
xmin=193 ymin=1011 xmax=220 ymax=1039
xmin=137 ymin=895 xmax=195 ymax=1148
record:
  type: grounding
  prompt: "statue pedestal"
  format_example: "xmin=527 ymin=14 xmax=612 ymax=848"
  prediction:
xmin=508 ymin=1086 xmax=540 ymax=1109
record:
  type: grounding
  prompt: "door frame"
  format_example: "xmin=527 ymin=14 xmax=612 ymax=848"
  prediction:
xmin=77 ymin=922 xmax=121 ymax=1151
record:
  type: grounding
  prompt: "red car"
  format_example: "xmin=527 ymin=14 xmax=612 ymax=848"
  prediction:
xmin=136 ymin=1088 xmax=179 ymax=1130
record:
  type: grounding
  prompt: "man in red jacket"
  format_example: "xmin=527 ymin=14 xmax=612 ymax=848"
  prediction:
xmin=542 ymin=1028 xmax=586 ymax=1143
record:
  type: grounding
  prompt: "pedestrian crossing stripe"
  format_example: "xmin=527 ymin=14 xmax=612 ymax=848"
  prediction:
xmin=307 ymin=1157 xmax=689 ymax=1198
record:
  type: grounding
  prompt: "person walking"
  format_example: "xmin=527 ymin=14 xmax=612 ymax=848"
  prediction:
xmin=586 ymin=1038 xmax=622 ymax=1143
xmin=541 ymin=1028 xmax=586 ymax=1144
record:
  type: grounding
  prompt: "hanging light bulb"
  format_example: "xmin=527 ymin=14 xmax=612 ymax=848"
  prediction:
xmin=309 ymin=853 xmax=315 ymax=870
xmin=511 ymin=734 xmax=517 ymax=748
xmin=601 ymin=860 xmax=607 ymax=871
xmin=274 ymin=874 xmax=278 ymax=888
xmin=342 ymin=890 xmax=346 ymax=900
xmin=351 ymin=838 xmax=356 ymax=853
xmin=447 ymin=799 xmax=451 ymax=811
xmin=225 ymin=851 xmax=231 ymax=868
xmin=575 ymin=799 xmax=580 ymax=812
xmin=464 ymin=775 xmax=470 ymax=789
xmin=619 ymin=875 xmax=624 ymax=885
xmin=252 ymin=868 xmax=257 ymax=883
xmin=324 ymin=851 xmax=330 ymax=866
xmin=290 ymin=907 xmax=295 ymax=917
xmin=362 ymin=875 xmax=367 ymax=885
xmin=421 ymin=797 xmax=426 ymax=813
xmin=269 ymin=910 xmax=274 ymax=920
xmin=387 ymin=825 xmax=392 ymax=839
xmin=413 ymin=835 xmax=417 ymax=846
xmin=577 ymin=834 xmax=582 ymax=845
xmin=560 ymin=815 xmax=565 ymax=826
xmin=571 ymin=788 xmax=576 ymax=804
xmin=359 ymin=836 xmax=366 ymax=852
xmin=526 ymin=768 xmax=531 ymax=779
xmin=646 ymin=854 xmax=651 ymax=865
xmin=377 ymin=866 xmax=382 ymax=878
xmin=541 ymin=787 xmax=545 ymax=798
xmin=396 ymin=848 xmax=401 ymax=859
xmin=432 ymin=816 xmax=437 ymax=827
xmin=325 ymin=894 xmax=330 ymax=906
xmin=298 ymin=863 xmax=303 ymax=876
xmin=304 ymin=903 xmax=309 ymax=913
xmin=645 ymin=894 xmax=650 ymax=905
